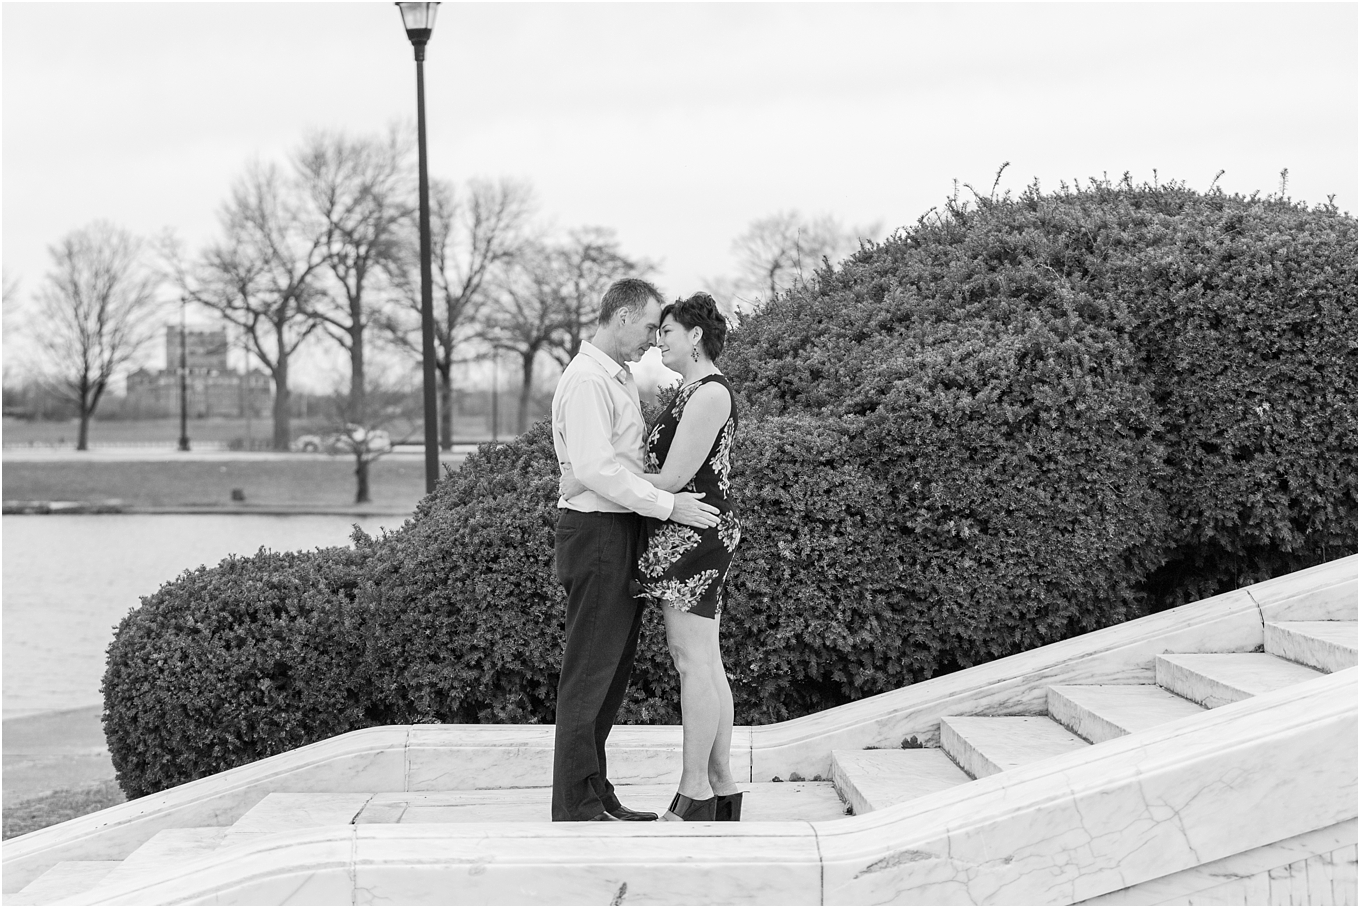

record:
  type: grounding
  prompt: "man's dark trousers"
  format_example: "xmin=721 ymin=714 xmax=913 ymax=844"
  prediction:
xmin=551 ymin=510 xmax=645 ymax=821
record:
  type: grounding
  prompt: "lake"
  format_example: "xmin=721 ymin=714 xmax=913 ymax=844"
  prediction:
xmin=2 ymin=513 xmax=404 ymax=719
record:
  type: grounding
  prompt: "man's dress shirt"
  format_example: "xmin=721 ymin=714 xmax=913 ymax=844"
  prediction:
xmin=552 ymin=341 xmax=675 ymax=520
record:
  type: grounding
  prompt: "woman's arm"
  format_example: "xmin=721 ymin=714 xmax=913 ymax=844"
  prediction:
xmin=559 ymin=463 xmax=676 ymax=499
xmin=645 ymin=382 xmax=732 ymax=492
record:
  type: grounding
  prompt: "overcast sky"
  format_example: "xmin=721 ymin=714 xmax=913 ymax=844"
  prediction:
xmin=3 ymin=2 xmax=1356 ymax=385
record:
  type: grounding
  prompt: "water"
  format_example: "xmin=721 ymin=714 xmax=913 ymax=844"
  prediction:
xmin=2 ymin=513 xmax=403 ymax=719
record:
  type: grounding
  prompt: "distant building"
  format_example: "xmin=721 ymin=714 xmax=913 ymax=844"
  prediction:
xmin=168 ymin=326 xmax=231 ymax=373
xmin=125 ymin=326 xmax=272 ymax=419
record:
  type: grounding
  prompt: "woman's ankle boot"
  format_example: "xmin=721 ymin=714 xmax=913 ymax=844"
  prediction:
xmin=714 ymin=792 xmax=744 ymax=821
xmin=666 ymin=792 xmax=717 ymax=821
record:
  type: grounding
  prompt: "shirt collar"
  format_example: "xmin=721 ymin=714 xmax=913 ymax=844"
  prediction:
xmin=580 ymin=341 xmax=630 ymax=384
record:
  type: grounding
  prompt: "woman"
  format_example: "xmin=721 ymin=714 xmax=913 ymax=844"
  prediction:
xmin=560 ymin=292 xmax=743 ymax=822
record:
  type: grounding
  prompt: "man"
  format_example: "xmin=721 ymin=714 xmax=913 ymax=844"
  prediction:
xmin=550 ymin=278 xmax=720 ymax=822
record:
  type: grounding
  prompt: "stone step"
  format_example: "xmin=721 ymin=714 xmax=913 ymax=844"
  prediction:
xmin=220 ymin=782 xmax=845 ymax=836
xmin=829 ymin=748 xmax=972 ymax=815
xmin=1155 ymin=653 xmax=1326 ymax=709
xmin=1265 ymin=621 xmax=1358 ymax=673
xmin=18 ymin=786 xmax=844 ymax=902
xmin=10 ymin=860 xmax=120 ymax=905
xmin=939 ymin=715 xmax=1089 ymax=779
xmin=94 ymin=827 xmax=229 ymax=892
xmin=363 ymin=781 xmax=847 ymax=823
xmin=1047 ymin=684 xmax=1206 ymax=743
xmin=221 ymin=792 xmax=374 ymax=849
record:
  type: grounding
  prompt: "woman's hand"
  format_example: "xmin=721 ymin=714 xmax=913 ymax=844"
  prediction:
xmin=559 ymin=462 xmax=588 ymax=500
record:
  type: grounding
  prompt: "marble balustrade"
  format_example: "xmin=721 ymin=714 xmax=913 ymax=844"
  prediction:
xmin=70 ymin=668 xmax=1357 ymax=905
xmin=1078 ymin=821 xmax=1357 ymax=906
xmin=5 ymin=555 xmax=1354 ymax=895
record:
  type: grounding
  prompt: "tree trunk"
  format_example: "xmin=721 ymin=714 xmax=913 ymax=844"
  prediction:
xmin=272 ymin=352 xmax=292 ymax=452
xmin=349 ymin=306 xmax=366 ymax=427
xmin=76 ymin=408 xmax=91 ymax=451
xmin=354 ymin=458 xmax=371 ymax=504
xmin=517 ymin=352 xmax=536 ymax=434
xmin=349 ymin=313 xmax=367 ymax=505
xmin=75 ymin=376 xmax=102 ymax=450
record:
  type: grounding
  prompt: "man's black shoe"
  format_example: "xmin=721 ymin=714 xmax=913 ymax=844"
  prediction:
xmin=588 ymin=811 xmax=622 ymax=821
xmin=605 ymin=804 xmax=659 ymax=821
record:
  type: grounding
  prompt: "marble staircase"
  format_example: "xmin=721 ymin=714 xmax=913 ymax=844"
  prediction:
xmin=4 ymin=555 xmax=1356 ymax=905
xmin=8 ymin=781 xmax=853 ymax=905
xmin=830 ymin=620 xmax=1353 ymax=816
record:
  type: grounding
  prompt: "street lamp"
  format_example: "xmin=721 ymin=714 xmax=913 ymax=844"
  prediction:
xmin=178 ymin=297 xmax=190 ymax=452
xmin=490 ymin=350 xmax=499 ymax=443
xmin=396 ymin=1 xmax=441 ymax=494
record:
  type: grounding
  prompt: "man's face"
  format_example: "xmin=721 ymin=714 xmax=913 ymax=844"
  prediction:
xmin=619 ymin=299 xmax=662 ymax=363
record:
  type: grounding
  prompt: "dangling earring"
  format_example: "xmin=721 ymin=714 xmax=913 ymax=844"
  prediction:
xmin=691 ymin=346 xmax=700 ymax=363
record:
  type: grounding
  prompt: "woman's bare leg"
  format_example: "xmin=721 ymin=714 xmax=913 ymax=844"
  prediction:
xmin=706 ymin=616 xmax=740 ymax=796
xmin=660 ymin=603 xmax=719 ymax=817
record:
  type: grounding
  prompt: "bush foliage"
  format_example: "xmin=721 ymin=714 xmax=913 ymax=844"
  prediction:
xmin=105 ymin=179 xmax=1357 ymax=796
xmin=725 ymin=177 xmax=1357 ymax=603
xmin=103 ymin=547 xmax=373 ymax=795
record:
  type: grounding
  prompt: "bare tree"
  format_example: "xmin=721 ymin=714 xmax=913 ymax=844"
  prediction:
xmin=295 ymin=127 xmax=414 ymax=500
xmin=296 ymin=128 xmax=414 ymax=411
xmin=482 ymin=245 xmax=567 ymax=435
xmin=31 ymin=221 xmax=163 ymax=449
xmin=2 ymin=273 xmax=19 ymax=312
xmin=731 ymin=210 xmax=880 ymax=305
xmin=2 ymin=274 xmax=24 ymax=404
xmin=546 ymin=227 xmax=651 ymax=368
xmin=320 ymin=371 xmax=423 ymax=504
xmin=167 ymin=161 xmax=328 ymax=450
xmin=483 ymin=230 xmax=650 ymax=434
xmin=380 ymin=176 xmax=537 ymax=449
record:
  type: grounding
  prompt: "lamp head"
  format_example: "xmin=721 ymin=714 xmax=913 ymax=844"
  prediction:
xmin=396 ymin=2 xmax=439 ymax=49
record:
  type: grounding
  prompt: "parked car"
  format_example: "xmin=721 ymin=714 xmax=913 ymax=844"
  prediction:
xmin=291 ymin=425 xmax=392 ymax=455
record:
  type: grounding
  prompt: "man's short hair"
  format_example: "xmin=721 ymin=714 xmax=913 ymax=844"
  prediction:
xmin=598 ymin=278 xmax=663 ymax=326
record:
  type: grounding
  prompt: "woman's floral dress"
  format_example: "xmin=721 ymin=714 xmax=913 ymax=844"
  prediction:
xmin=638 ymin=374 xmax=740 ymax=620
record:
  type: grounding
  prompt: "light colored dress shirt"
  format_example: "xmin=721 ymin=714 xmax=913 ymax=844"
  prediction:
xmin=552 ymin=341 xmax=676 ymax=520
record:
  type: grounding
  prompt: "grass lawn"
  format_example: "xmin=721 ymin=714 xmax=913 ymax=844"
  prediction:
xmin=2 ymin=781 xmax=126 ymax=839
xmin=2 ymin=458 xmax=437 ymax=510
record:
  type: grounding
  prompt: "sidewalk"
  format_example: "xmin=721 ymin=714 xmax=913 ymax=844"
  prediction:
xmin=2 ymin=707 xmax=114 ymax=809
xmin=0 ymin=445 xmax=482 ymax=463
xmin=2 ymin=500 xmax=414 ymax=517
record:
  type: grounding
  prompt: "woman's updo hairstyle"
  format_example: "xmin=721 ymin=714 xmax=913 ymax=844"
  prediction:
xmin=661 ymin=292 xmax=728 ymax=362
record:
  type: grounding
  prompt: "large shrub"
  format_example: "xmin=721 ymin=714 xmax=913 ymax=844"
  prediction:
xmin=350 ymin=423 xmax=566 ymax=726
xmin=719 ymin=310 xmax=1166 ymax=718
xmin=726 ymin=179 xmax=1358 ymax=606
xmin=104 ymin=179 xmax=1357 ymax=796
xmin=103 ymin=546 xmax=373 ymax=797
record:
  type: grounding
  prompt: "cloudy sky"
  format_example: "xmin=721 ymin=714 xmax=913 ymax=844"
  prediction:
xmin=3 ymin=2 xmax=1356 ymax=384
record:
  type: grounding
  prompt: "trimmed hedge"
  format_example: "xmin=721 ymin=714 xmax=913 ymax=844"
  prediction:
xmin=351 ymin=426 xmax=565 ymax=726
xmin=725 ymin=178 xmax=1358 ymax=606
xmin=104 ymin=179 xmax=1357 ymax=796
xmin=103 ymin=546 xmax=373 ymax=797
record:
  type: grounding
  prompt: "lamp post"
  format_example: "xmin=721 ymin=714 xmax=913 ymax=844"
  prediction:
xmin=396 ymin=1 xmax=441 ymax=494
xmin=177 ymin=296 xmax=190 ymax=452
xmin=490 ymin=350 xmax=499 ymax=443
xmin=239 ymin=326 xmax=253 ymax=450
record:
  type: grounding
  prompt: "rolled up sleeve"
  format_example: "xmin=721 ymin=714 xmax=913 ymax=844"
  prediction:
xmin=559 ymin=373 xmax=675 ymax=521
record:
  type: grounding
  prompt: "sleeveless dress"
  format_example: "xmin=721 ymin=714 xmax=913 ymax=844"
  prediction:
xmin=638 ymin=374 xmax=740 ymax=620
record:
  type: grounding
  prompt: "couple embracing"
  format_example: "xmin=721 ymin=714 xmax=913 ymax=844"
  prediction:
xmin=550 ymin=278 xmax=742 ymax=824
